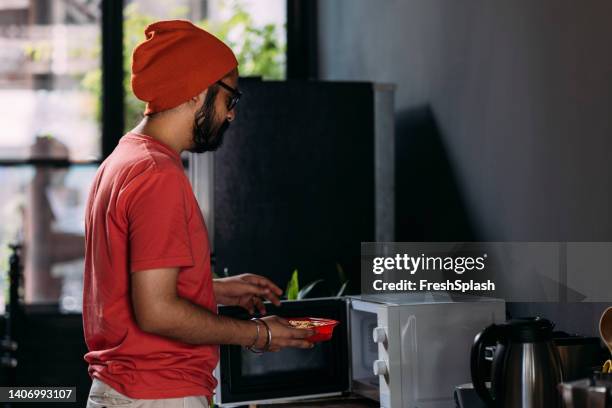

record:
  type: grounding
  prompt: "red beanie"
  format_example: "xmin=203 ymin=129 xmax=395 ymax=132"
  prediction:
xmin=131 ymin=20 xmax=238 ymax=115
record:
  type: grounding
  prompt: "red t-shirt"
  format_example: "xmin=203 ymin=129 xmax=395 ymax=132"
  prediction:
xmin=82 ymin=132 xmax=218 ymax=399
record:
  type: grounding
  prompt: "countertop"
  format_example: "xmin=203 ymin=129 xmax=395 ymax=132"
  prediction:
xmin=257 ymin=395 xmax=379 ymax=407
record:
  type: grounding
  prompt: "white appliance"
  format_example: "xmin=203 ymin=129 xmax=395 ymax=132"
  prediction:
xmin=214 ymin=294 xmax=505 ymax=408
xmin=349 ymin=293 xmax=505 ymax=408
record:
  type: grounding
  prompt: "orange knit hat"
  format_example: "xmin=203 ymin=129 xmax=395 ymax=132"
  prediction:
xmin=131 ymin=20 xmax=238 ymax=115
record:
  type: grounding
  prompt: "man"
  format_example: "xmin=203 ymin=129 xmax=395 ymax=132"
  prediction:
xmin=83 ymin=20 xmax=313 ymax=408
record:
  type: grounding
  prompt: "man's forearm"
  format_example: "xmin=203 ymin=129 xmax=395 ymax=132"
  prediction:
xmin=140 ymin=296 xmax=256 ymax=346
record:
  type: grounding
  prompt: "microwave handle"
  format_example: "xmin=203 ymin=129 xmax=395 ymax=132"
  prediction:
xmin=470 ymin=324 xmax=498 ymax=407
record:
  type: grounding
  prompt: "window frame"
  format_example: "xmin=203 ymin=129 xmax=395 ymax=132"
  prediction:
xmin=101 ymin=0 xmax=125 ymax=160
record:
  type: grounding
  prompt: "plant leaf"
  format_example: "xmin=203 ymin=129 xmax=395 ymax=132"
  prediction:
xmin=298 ymin=279 xmax=324 ymax=300
xmin=286 ymin=270 xmax=299 ymax=300
xmin=336 ymin=280 xmax=349 ymax=297
xmin=336 ymin=262 xmax=347 ymax=283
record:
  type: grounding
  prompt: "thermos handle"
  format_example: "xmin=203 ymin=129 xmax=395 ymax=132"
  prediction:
xmin=471 ymin=324 xmax=498 ymax=407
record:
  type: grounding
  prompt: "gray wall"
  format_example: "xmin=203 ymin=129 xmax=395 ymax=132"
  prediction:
xmin=318 ymin=0 xmax=612 ymax=335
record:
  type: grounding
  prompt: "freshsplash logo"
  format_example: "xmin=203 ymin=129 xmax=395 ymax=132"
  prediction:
xmin=372 ymin=253 xmax=488 ymax=275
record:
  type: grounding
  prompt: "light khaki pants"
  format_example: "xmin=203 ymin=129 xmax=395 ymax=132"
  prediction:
xmin=86 ymin=378 xmax=209 ymax=408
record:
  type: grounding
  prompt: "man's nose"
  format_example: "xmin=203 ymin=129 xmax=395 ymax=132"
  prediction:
xmin=227 ymin=109 xmax=236 ymax=122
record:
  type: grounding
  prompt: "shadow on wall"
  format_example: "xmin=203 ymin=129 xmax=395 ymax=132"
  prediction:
xmin=395 ymin=106 xmax=476 ymax=242
xmin=394 ymin=108 xmax=611 ymax=337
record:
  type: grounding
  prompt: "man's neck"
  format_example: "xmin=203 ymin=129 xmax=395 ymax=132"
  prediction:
xmin=131 ymin=116 xmax=187 ymax=155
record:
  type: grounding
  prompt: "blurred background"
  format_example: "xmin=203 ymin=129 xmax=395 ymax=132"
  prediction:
xmin=0 ymin=0 xmax=287 ymax=311
xmin=2 ymin=0 xmax=612 ymax=405
xmin=0 ymin=0 xmax=288 ymax=404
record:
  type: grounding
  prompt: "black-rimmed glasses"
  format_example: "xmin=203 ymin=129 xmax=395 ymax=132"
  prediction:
xmin=216 ymin=80 xmax=242 ymax=111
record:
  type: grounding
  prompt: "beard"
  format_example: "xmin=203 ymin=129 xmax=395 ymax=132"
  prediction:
xmin=188 ymin=85 xmax=231 ymax=153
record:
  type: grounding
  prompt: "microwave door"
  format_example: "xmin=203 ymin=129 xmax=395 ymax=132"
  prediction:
xmin=215 ymin=298 xmax=350 ymax=407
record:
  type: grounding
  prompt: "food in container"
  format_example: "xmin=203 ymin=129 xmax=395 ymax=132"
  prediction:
xmin=288 ymin=317 xmax=339 ymax=342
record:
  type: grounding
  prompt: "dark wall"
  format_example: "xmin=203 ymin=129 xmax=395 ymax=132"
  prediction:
xmin=318 ymin=0 xmax=612 ymax=335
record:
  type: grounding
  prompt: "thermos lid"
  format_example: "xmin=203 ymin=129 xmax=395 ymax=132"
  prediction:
xmin=504 ymin=317 xmax=555 ymax=343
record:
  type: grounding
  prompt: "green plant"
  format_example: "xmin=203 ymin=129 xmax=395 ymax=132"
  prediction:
xmin=336 ymin=280 xmax=349 ymax=297
xmin=284 ymin=265 xmax=350 ymax=301
xmin=335 ymin=262 xmax=349 ymax=297
xmin=298 ymin=279 xmax=324 ymax=299
xmin=202 ymin=0 xmax=286 ymax=80
xmin=286 ymin=270 xmax=325 ymax=300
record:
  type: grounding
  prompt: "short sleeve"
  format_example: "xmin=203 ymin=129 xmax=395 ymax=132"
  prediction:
xmin=125 ymin=170 xmax=194 ymax=273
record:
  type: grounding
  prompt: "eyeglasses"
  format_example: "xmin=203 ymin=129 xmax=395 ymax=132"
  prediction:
xmin=216 ymin=80 xmax=242 ymax=111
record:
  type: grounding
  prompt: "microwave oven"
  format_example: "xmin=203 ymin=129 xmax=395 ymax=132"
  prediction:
xmin=215 ymin=293 xmax=505 ymax=408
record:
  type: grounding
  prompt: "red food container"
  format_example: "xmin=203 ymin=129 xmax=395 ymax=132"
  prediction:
xmin=288 ymin=317 xmax=340 ymax=342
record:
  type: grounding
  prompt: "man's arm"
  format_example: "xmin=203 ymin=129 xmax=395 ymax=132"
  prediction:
xmin=131 ymin=267 xmax=256 ymax=346
xmin=131 ymin=267 xmax=314 ymax=349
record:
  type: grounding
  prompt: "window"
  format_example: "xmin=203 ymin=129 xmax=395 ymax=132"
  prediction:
xmin=0 ymin=1 xmax=101 ymax=160
xmin=0 ymin=164 xmax=97 ymax=312
xmin=0 ymin=1 xmax=101 ymax=312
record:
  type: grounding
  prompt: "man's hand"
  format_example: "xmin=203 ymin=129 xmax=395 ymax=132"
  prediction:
xmin=214 ymin=274 xmax=283 ymax=314
xmin=254 ymin=315 xmax=315 ymax=351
